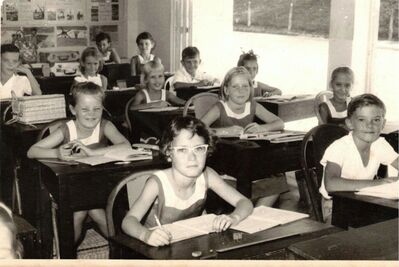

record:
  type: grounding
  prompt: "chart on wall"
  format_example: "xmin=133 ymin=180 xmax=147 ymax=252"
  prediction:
xmin=1 ymin=0 xmax=122 ymax=63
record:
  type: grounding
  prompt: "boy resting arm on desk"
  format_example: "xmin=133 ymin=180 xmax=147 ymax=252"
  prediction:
xmin=320 ymin=94 xmax=398 ymax=221
xmin=0 ymin=44 xmax=41 ymax=99
xmin=122 ymin=116 xmax=253 ymax=247
xmin=173 ymin=46 xmax=219 ymax=89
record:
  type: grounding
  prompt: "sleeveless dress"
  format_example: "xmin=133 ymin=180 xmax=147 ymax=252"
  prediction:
xmin=142 ymin=89 xmax=166 ymax=103
xmin=211 ymin=100 xmax=256 ymax=128
xmin=59 ymin=119 xmax=109 ymax=149
xmin=324 ymin=98 xmax=351 ymax=125
xmin=74 ymin=74 xmax=103 ymax=88
xmin=143 ymin=169 xmax=208 ymax=227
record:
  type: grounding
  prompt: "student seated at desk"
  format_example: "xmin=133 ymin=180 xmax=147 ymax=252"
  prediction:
xmin=0 ymin=44 xmax=42 ymax=99
xmin=95 ymin=32 xmax=121 ymax=64
xmin=173 ymin=46 xmax=219 ymax=89
xmin=122 ymin=116 xmax=253 ymax=247
xmin=130 ymin=32 xmax=162 ymax=77
xmin=319 ymin=67 xmax=353 ymax=126
xmin=130 ymin=61 xmax=185 ymax=110
xmin=27 ymin=82 xmax=130 ymax=244
xmin=0 ymin=202 xmax=23 ymax=259
xmin=320 ymin=94 xmax=398 ymax=222
xmin=201 ymin=67 xmax=286 ymax=207
xmin=237 ymin=50 xmax=281 ymax=97
xmin=73 ymin=47 xmax=108 ymax=91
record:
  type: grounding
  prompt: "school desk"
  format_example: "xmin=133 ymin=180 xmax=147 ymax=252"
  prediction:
xmin=255 ymin=95 xmax=315 ymax=122
xmin=207 ymin=138 xmax=306 ymax=199
xmin=288 ymin=218 xmax=398 ymax=260
xmin=36 ymin=76 xmax=75 ymax=96
xmin=109 ymin=218 xmax=339 ymax=259
xmin=38 ymin=157 xmax=169 ymax=259
xmin=174 ymin=86 xmax=220 ymax=101
xmin=330 ymin=191 xmax=399 ymax=230
xmin=127 ymin=107 xmax=194 ymax=142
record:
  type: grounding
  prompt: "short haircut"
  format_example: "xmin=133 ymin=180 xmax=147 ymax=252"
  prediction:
xmin=0 ymin=202 xmax=23 ymax=259
xmin=330 ymin=66 xmax=354 ymax=85
xmin=182 ymin=46 xmax=200 ymax=60
xmin=237 ymin=50 xmax=258 ymax=67
xmin=69 ymin=82 xmax=105 ymax=107
xmin=142 ymin=60 xmax=165 ymax=82
xmin=220 ymin=66 xmax=253 ymax=101
xmin=160 ymin=116 xmax=216 ymax=158
xmin=347 ymin=93 xmax=386 ymax=118
xmin=79 ymin=46 xmax=103 ymax=73
xmin=95 ymin=32 xmax=111 ymax=44
xmin=1 ymin=43 xmax=20 ymax=55
xmin=136 ymin=32 xmax=155 ymax=46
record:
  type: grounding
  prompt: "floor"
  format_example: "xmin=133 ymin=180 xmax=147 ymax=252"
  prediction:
xmin=76 ymin=171 xmax=305 ymax=259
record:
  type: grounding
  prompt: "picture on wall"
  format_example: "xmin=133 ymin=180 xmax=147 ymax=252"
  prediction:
xmin=1 ymin=26 xmax=56 ymax=48
xmin=56 ymin=26 xmax=87 ymax=47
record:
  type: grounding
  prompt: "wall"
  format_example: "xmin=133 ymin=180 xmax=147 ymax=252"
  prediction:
xmin=124 ymin=0 xmax=172 ymax=70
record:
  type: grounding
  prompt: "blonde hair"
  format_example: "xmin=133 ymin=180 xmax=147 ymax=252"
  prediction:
xmin=220 ymin=66 xmax=253 ymax=101
xmin=142 ymin=60 xmax=165 ymax=84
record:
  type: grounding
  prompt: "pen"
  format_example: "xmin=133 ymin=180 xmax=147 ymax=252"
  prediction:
xmin=154 ymin=214 xmax=163 ymax=229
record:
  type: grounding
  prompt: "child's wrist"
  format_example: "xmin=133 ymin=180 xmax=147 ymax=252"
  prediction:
xmin=139 ymin=229 xmax=150 ymax=242
xmin=230 ymin=214 xmax=241 ymax=223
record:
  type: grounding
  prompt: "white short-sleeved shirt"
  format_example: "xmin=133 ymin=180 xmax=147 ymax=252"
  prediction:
xmin=0 ymin=74 xmax=32 ymax=99
xmin=173 ymin=67 xmax=213 ymax=84
xmin=319 ymin=132 xmax=398 ymax=199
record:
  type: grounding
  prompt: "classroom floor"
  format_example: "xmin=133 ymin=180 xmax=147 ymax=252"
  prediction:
xmin=76 ymin=171 xmax=304 ymax=259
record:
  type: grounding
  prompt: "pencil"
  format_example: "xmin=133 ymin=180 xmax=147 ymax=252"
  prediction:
xmin=154 ymin=214 xmax=163 ymax=229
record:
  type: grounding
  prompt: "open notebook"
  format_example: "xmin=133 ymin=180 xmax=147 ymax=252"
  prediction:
xmin=152 ymin=214 xmax=217 ymax=243
xmin=355 ymin=180 xmax=399 ymax=200
xmin=231 ymin=206 xmax=309 ymax=234
xmin=74 ymin=147 xmax=152 ymax=166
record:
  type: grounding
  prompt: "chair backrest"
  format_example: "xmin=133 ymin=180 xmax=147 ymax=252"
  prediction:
xmin=106 ymin=169 xmax=158 ymax=237
xmin=124 ymin=96 xmax=136 ymax=141
xmin=183 ymin=92 xmax=219 ymax=118
xmin=164 ymin=75 xmax=175 ymax=94
xmin=314 ymin=90 xmax=333 ymax=125
xmin=36 ymin=118 xmax=69 ymax=141
xmin=301 ymin=124 xmax=348 ymax=221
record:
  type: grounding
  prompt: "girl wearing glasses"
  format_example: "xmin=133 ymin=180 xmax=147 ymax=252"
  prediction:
xmin=122 ymin=116 xmax=253 ymax=247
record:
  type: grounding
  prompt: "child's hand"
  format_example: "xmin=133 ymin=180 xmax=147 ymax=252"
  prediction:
xmin=152 ymin=101 xmax=170 ymax=108
xmin=382 ymin=176 xmax=399 ymax=183
xmin=243 ymin=123 xmax=263 ymax=134
xmin=69 ymin=140 xmax=94 ymax=157
xmin=212 ymin=214 xmax=239 ymax=232
xmin=145 ymin=228 xmax=172 ymax=247
xmin=262 ymin=91 xmax=274 ymax=97
xmin=57 ymin=143 xmax=75 ymax=161
xmin=198 ymin=79 xmax=213 ymax=86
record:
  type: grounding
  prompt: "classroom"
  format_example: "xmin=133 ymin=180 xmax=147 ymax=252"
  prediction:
xmin=0 ymin=0 xmax=398 ymax=264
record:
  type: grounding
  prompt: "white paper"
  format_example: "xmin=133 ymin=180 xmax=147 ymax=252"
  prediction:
xmin=356 ymin=180 xmax=399 ymax=200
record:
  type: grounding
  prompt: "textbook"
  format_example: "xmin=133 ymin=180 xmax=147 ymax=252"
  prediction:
xmin=152 ymin=214 xmax=217 ymax=243
xmin=231 ymin=206 xmax=309 ymax=234
xmin=74 ymin=147 xmax=152 ymax=166
xmin=355 ymin=180 xmax=399 ymax=200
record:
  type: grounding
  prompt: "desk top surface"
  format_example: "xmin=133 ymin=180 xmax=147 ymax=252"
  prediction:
xmin=111 ymin=218 xmax=338 ymax=259
xmin=331 ymin=191 xmax=399 ymax=210
xmin=288 ymin=218 xmax=398 ymax=260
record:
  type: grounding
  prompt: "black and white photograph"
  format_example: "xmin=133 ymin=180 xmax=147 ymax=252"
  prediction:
xmin=0 ymin=0 xmax=398 ymax=266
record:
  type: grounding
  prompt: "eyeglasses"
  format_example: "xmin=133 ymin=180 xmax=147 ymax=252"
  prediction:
xmin=170 ymin=144 xmax=209 ymax=155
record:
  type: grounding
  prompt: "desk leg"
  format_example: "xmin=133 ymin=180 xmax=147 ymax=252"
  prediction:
xmin=57 ymin=186 xmax=76 ymax=259
xmin=331 ymin=195 xmax=348 ymax=229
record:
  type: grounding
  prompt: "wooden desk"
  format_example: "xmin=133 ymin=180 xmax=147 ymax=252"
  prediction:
xmin=331 ymin=191 xmax=399 ymax=229
xmin=36 ymin=76 xmax=75 ymax=96
xmin=39 ymin=157 xmax=169 ymax=259
xmin=256 ymin=95 xmax=315 ymax=122
xmin=109 ymin=218 xmax=339 ymax=259
xmin=175 ymin=86 xmax=219 ymax=101
xmin=128 ymin=108 xmax=192 ymax=142
xmin=207 ymin=139 xmax=304 ymax=198
xmin=288 ymin=218 xmax=398 ymax=260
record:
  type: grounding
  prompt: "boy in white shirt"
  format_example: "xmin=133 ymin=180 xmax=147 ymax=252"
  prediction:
xmin=0 ymin=44 xmax=41 ymax=100
xmin=320 ymin=94 xmax=398 ymax=221
xmin=173 ymin=46 xmax=218 ymax=89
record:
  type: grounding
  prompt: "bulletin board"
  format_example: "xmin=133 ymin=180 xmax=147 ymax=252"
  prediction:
xmin=0 ymin=0 xmax=124 ymax=63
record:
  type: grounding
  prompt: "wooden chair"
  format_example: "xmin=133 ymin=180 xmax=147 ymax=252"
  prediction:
xmin=300 ymin=124 xmax=348 ymax=222
xmin=106 ymin=169 xmax=159 ymax=258
xmin=314 ymin=90 xmax=333 ymax=125
xmin=182 ymin=92 xmax=219 ymax=118
xmin=124 ymin=97 xmax=136 ymax=141
xmin=164 ymin=75 xmax=175 ymax=94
